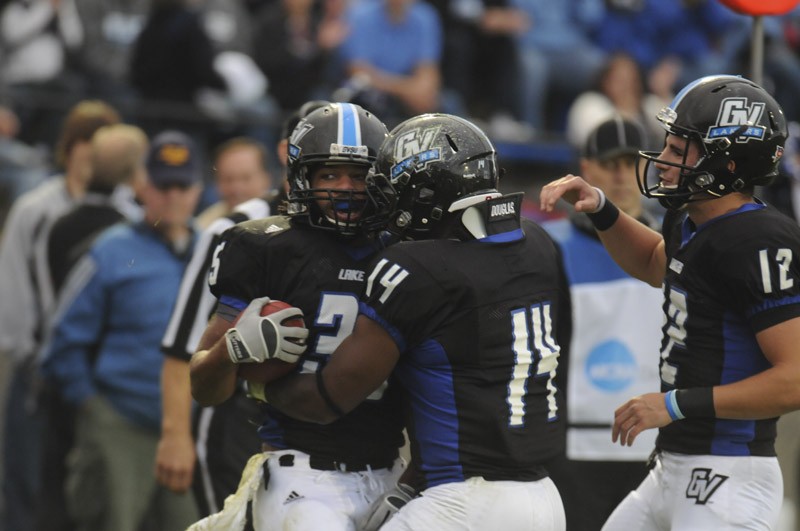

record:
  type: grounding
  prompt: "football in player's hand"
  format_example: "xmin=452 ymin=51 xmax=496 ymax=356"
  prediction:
xmin=235 ymin=300 xmax=305 ymax=383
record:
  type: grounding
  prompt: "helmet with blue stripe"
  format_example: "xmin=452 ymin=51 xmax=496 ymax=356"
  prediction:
xmin=637 ymin=75 xmax=787 ymax=210
xmin=286 ymin=102 xmax=388 ymax=236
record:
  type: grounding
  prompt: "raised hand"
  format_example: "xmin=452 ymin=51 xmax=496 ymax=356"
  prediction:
xmin=539 ymin=174 xmax=603 ymax=214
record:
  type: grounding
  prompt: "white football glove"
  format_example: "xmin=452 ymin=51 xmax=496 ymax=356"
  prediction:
xmin=225 ymin=297 xmax=308 ymax=364
xmin=359 ymin=483 xmax=416 ymax=531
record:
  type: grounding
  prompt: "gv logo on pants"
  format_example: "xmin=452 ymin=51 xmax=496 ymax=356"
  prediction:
xmin=685 ymin=468 xmax=729 ymax=504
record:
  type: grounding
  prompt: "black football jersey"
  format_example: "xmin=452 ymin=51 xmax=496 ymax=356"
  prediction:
xmin=657 ymin=202 xmax=800 ymax=456
xmin=360 ymin=217 xmax=571 ymax=489
xmin=209 ymin=215 xmax=404 ymax=466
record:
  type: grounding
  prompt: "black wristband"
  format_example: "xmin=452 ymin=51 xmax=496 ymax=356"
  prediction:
xmin=586 ymin=196 xmax=620 ymax=231
xmin=675 ymin=387 xmax=715 ymax=418
xmin=316 ymin=369 xmax=346 ymax=418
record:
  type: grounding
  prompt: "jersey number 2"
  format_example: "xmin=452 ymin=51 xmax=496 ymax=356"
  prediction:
xmin=304 ymin=292 xmax=387 ymax=400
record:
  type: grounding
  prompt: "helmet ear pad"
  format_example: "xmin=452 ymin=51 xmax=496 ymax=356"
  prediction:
xmin=387 ymin=171 xmax=450 ymax=238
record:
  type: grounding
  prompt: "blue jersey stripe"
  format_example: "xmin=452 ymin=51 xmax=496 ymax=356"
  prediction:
xmin=360 ymin=305 xmax=465 ymax=486
xmin=710 ymin=312 xmax=771 ymax=455
xmin=481 ymin=228 xmax=524 ymax=243
xmin=748 ymin=293 xmax=800 ymax=318
xmin=257 ymin=414 xmax=288 ymax=448
xmin=710 ymin=419 xmax=757 ymax=456
xmin=218 ymin=294 xmax=247 ymax=311
xmin=395 ymin=339 xmax=465 ymax=487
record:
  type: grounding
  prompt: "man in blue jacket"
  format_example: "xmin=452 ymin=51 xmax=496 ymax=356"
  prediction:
xmin=42 ymin=130 xmax=203 ymax=531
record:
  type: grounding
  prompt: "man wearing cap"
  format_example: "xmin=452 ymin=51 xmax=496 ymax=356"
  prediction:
xmin=155 ymin=101 xmax=328 ymax=518
xmin=37 ymin=123 xmax=148 ymax=531
xmin=41 ymin=130 xmax=202 ymax=531
xmin=542 ymin=116 xmax=663 ymax=531
xmin=0 ymin=100 xmax=120 ymax=531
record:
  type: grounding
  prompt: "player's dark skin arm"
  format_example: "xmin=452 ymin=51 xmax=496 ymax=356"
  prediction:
xmin=264 ymin=315 xmax=400 ymax=423
xmin=189 ymin=314 xmax=239 ymax=406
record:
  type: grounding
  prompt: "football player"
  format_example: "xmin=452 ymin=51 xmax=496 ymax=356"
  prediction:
xmin=188 ymin=102 xmax=406 ymax=530
xmin=257 ymin=113 xmax=574 ymax=530
xmin=156 ymin=101 xmax=326 ymax=517
xmin=540 ymin=75 xmax=800 ymax=529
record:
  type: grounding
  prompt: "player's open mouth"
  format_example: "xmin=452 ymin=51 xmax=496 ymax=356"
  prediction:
xmin=658 ymin=181 xmax=678 ymax=190
xmin=333 ymin=211 xmax=361 ymax=222
xmin=327 ymin=200 xmax=365 ymax=224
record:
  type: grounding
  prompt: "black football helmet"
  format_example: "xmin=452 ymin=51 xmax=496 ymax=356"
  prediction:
xmin=366 ymin=113 xmax=500 ymax=239
xmin=638 ymin=75 xmax=787 ymax=210
xmin=286 ymin=102 xmax=388 ymax=236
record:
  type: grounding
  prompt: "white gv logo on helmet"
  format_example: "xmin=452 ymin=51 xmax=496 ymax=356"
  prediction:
xmin=394 ymin=126 xmax=441 ymax=161
xmin=708 ymin=97 xmax=766 ymax=142
xmin=390 ymin=126 xmax=443 ymax=180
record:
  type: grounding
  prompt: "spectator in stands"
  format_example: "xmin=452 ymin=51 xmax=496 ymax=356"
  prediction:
xmin=0 ymin=99 xmax=120 ymax=531
xmin=0 ymin=0 xmax=84 ymax=148
xmin=542 ymin=116 xmax=662 ymax=531
xmin=38 ymin=123 xmax=148 ymax=531
xmin=252 ymin=0 xmax=348 ymax=114
xmin=421 ymin=0 xmax=475 ymax=118
xmin=195 ymin=137 xmax=273 ymax=228
xmin=566 ymin=52 xmax=667 ymax=152
xmin=48 ymin=124 xmax=147 ymax=295
xmin=511 ymin=0 xmax=606 ymax=133
xmin=129 ymin=0 xmax=228 ymax=127
xmin=592 ymin=0 xmax=740 ymax=93
xmin=424 ymin=0 xmax=529 ymax=140
xmin=200 ymin=0 xmax=275 ymax=141
xmin=41 ymin=130 xmax=202 ymax=531
xmin=199 ymin=0 xmax=255 ymax=58
xmin=336 ymin=0 xmax=443 ymax=128
xmin=0 ymin=102 xmax=50 ymax=228
xmin=130 ymin=0 xmax=274 ymax=181
xmin=70 ymin=0 xmax=149 ymax=110
xmin=199 ymin=0 xmax=271 ymax=122
xmin=760 ymin=120 xmax=800 ymax=224
xmin=0 ymin=0 xmax=78 ymax=87
xmin=728 ymin=9 xmax=800 ymax=123
xmin=474 ymin=0 xmax=532 ymax=140
xmin=659 ymin=0 xmax=743 ymax=86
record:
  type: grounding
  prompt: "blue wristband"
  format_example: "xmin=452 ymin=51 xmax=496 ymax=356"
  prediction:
xmin=664 ymin=390 xmax=685 ymax=421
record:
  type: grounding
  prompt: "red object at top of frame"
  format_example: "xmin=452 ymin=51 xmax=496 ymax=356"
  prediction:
xmin=719 ymin=0 xmax=799 ymax=16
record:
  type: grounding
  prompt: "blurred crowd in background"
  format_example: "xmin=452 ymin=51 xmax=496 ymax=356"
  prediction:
xmin=4 ymin=1 xmax=800 ymax=530
xmin=3 ymin=0 xmax=800 ymax=226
